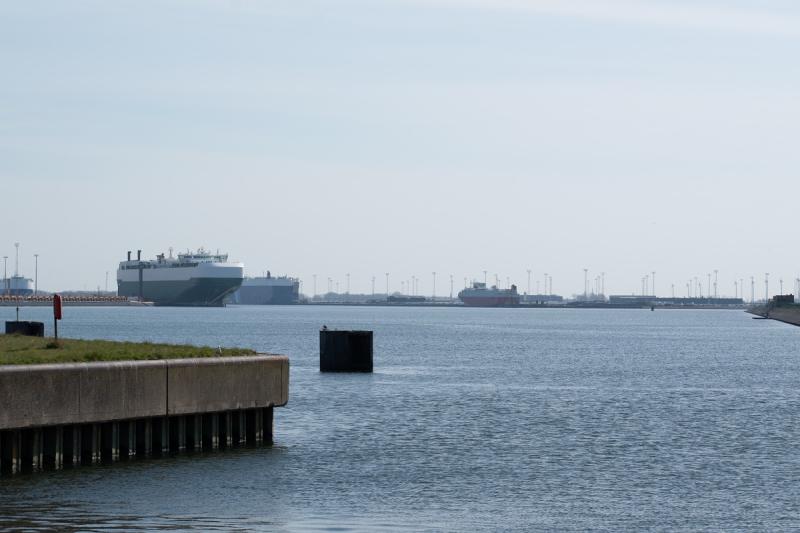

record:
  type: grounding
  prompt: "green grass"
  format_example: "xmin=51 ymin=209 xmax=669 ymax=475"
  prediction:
xmin=0 ymin=334 xmax=257 ymax=365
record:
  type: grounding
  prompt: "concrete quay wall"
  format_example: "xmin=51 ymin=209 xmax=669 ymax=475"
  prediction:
xmin=0 ymin=355 xmax=288 ymax=475
xmin=0 ymin=355 xmax=288 ymax=430
xmin=762 ymin=307 xmax=800 ymax=327
xmin=747 ymin=305 xmax=800 ymax=327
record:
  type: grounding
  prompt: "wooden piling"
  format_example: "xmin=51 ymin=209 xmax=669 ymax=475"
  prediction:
xmin=79 ymin=425 xmax=98 ymax=465
xmin=158 ymin=417 xmax=169 ymax=455
xmin=204 ymin=413 xmax=219 ymax=450
xmin=43 ymin=426 xmax=63 ymax=470
xmin=190 ymin=414 xmax=202 ymax=451
xmin=223 ymin=411 xmax=233 ymax=448
xmin=265 ymin=406 xmax=274 ymax=445
xmin=120 ymin=420 xmax=136 ymax=458
xmin=253 ymin=409 xmax=264 ymax=445
xmin=31 ymin=428 xmax=44 ymax=471
xmin=101 ymin=422 xmax=120 ymax=462
xmin=136 ymin=419 xmax=152 ymax=457
xmin=68 ymin=425 xmax=81 ymax=466
xmin=236 ymin=410 xmax=247 ymax=446
xmin=11 ymin=430 xmax=22 ymax=474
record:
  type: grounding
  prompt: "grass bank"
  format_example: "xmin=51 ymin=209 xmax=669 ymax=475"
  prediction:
xmin=0 ymin=335 xmax=257 ymax=365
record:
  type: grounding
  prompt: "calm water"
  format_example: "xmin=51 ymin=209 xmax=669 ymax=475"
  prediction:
xmin=0 ymin=306 xmax=799 ymax=531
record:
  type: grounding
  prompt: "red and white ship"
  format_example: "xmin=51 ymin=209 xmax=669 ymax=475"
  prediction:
xmin=458 ymin=282 xmax=520 ymax=307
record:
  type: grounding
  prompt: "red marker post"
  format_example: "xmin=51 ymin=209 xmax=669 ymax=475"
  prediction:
xmin=53 ymin=294 xmax=63 ymax=340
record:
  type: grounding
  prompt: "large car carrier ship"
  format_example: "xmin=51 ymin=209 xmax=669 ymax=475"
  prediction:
xmin=2 ymin=242 xmax=34 ymax=296
xmin=2 ymin=275 xmax=33 ymax=296
xmin=117 ymin=249 xmax=243 ymax=306
xmin=229 ymin=271 xmax=300 ymax=305
xmin=458 ymin=281 xmax=520 ymax=307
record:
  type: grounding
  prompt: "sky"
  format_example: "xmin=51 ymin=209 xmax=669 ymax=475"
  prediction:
xmin=2 ymin=0 xmax=799 ymax=298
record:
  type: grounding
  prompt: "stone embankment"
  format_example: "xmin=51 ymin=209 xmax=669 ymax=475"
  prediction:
xmin=0 ymin=355 xmax=288 ymax=474
xmin=750 ymin=306 xmax=800 ymax=327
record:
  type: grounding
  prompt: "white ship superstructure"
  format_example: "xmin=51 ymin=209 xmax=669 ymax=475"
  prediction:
xmin=2 ymin=275 xmax=33 ymax=296
xmin=2 ymin=242 xmax=33 ymax=296
xmin=117 ymin=248 xmax=244 ymax=306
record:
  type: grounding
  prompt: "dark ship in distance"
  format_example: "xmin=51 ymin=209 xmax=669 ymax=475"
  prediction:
xmin=229 ymin=271 xmax=300 ymax=305
xmin=458 ymin=282 xmax=520 ymax=307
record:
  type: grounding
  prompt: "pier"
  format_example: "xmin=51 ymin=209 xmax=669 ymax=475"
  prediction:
xmin=0 ymin=355 xmax=288 ymax=474
xmin=0 ymin=295 xmax=151 ymax=307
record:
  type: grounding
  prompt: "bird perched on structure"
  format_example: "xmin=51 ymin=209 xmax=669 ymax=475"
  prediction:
xmin=321 ymin=325 xmax=328 ymax=330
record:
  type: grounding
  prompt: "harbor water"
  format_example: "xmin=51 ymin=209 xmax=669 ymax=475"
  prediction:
xmin=0 ymin=306 xmax=799 ymax=531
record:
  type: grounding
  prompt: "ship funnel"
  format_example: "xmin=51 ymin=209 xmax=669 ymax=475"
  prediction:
xmin=127 ymin=251 xmax=131 ymax=261
xmin=137 ymin=250 xmax=141 ymax=261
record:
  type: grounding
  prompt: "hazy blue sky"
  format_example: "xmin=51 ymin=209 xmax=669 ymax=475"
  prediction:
xmin=2 ymin=0 xmax=799 ymax=297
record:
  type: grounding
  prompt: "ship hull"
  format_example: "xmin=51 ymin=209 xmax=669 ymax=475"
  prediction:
xmin=118 ymin=277 xmax=243 ymax=307
xmin=460 ymin=296 xmax=519 ymax=307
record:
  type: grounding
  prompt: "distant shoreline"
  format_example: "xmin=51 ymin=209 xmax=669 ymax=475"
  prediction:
xmin=0 ymin=300 xmax=747 ymax=310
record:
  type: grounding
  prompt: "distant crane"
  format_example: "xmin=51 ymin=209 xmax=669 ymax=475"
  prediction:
xmin=583 ymin=268 xmax=588 ymax=299
xmin=527 ymin=269 xmax=531 ymax=295
xmin=714 ymin=269 xmax=719 ymax=299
